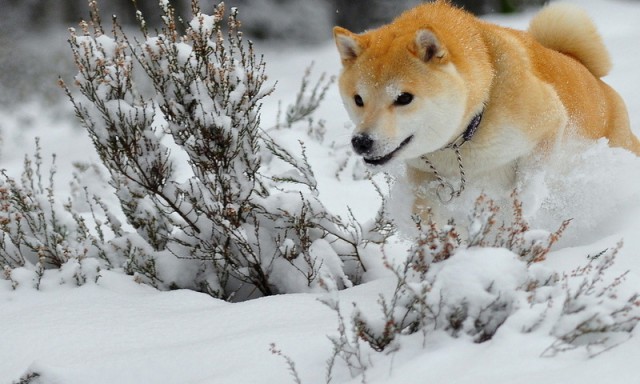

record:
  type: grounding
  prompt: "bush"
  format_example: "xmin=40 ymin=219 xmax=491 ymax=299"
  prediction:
xmin=319 ymin=194 xmax=639 ymax=381
xmin=4 ymin=0 xmax=392 ymax=300
xmin=0 ymin=139 xmax=132 ymax=289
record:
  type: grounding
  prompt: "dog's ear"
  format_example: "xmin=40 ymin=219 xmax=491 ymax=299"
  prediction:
xmin=333 ymin=27 xmax=364 ymax=65
xmin=413 ymin=29 xmax=446 ymax=62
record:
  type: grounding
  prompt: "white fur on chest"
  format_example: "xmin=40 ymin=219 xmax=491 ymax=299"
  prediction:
xmin=405 ymin=123 xmax=536 ymax=190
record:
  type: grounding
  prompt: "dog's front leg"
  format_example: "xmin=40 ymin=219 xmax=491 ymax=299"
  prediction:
xmin=407 ymin=166 xmax=444 ymax=225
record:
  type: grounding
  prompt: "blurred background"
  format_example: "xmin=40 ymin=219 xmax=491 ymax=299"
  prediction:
xmin=1 ymin=0 xmax=549 ymax=39
xmin=0 ymin=0 xmax=549 ymax=105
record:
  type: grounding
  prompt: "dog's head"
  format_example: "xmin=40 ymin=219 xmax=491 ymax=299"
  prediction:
xmin=333 ymin=4 xmax=490 ymax=167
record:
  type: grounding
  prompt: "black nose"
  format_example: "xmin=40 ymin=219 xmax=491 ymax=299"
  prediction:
xmin=351 ymin=134 xmax=374 ymax=155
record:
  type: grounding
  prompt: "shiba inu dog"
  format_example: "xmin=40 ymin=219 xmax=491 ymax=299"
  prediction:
xmin=333 ymin=1 xmax=639 ymax=222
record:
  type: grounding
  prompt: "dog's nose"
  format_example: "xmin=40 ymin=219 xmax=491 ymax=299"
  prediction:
xmin=351 ymin=134 xmax=374 ymax=155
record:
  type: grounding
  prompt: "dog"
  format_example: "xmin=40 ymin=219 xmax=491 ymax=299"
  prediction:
xmin=333 ymin=1 xmax=639 ymax=224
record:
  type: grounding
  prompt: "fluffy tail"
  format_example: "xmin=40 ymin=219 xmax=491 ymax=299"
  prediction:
xmin=529 ymin=3 xmax=611 ymax=78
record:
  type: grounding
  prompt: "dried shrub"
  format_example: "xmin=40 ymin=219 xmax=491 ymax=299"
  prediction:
xmin=53 ymin=1 xmax=390 ymax=300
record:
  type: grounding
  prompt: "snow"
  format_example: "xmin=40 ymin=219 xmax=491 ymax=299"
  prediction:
xmin=2 ymin=0 xmax=640 ymax=383
xmin=189 ymin=13 xmax=221 ymax=36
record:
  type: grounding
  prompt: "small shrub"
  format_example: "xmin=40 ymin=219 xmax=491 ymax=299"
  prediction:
xmin=467 ymin=192 xmax=570 ymax=264
xmin=0 ymin=140 xmax=112 ymax=290
xmin=325 ymin=193 xmax=639 ymax=380
xmin=542 ymin=241 xmax=640 ymax=357
xmin=54 ymin=1 xmax=389 ymax=299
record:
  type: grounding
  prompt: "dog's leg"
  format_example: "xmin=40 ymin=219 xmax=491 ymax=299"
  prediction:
xmin=408 ymin=166 xmax=445 ymax=225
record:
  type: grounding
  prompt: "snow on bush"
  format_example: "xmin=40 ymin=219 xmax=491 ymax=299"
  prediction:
xmin=55 ymin=1 xmax=388 ymax=300
xmin=308 ymin=194 xmax=640 ymax=382
xmin=0 ymin=139 xmax=111 ymax=290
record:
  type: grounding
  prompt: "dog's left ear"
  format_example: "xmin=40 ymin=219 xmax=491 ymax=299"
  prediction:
xmin=333 ymin=27 xmax=365 ymax=65
xmin=413 ymin=29 xmax=447 ymax=62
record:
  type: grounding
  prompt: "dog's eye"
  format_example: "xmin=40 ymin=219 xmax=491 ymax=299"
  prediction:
xmin=394 ymin=92 xmax=414 ymax=106
xmin=354 ymin=94 xmax=364 ymax=107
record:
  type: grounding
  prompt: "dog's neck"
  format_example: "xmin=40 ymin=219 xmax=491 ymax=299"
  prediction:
xmin=444 ymin=110 xmax=484 ymax=150
xmin=462 ymin=111 xmax=483 ymax=143
xmin=417 ymin=109 xmax=485 ymax=203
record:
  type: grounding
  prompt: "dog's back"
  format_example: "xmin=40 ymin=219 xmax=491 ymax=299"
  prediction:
xmin=528 ymin=3 xmax=640 ymax=153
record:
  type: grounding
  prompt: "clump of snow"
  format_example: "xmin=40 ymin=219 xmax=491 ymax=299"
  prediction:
xmin=427 ymin=247 xmax=529 ymax=335
xmin=519 ymin=138 xmax=640 ymax=244
xmin=189 ymin=13 xmax=221 ymax=36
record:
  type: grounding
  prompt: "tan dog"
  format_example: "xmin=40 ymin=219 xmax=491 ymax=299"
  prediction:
xmin=333 ymin=1 xmax=639 ymax=222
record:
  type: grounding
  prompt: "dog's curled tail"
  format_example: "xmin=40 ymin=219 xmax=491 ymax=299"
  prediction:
xmin=529 ymin=3 xmax=611 ymax=78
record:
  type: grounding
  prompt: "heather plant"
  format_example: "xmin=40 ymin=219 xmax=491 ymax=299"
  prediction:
xmin=54 ymin=0 xmax=389 ymax=300
xmin=541 ymin=241 xmax=640 ymax=358
xmin=317 ymin=193 xmax=639 ymax=382
xmin=0 ymin=140 xmax=112 ymax=289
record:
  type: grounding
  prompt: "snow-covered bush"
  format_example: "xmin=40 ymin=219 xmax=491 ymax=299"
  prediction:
xmin=55 ymin=1 xmax=387 ymax=300
xmin=348 ymin=194 xmax=569 ymax=350
xmin=0 ymin=140 xmax=109 ymax=289
xmin=317 ymin=194 xmax=639 ymax=381
xmin=541 ymin=241 xmax=640 ymax=357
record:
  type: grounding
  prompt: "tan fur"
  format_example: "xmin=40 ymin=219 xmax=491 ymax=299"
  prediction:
xmin=333 ymin=1 xmax=639 ymax=221
xmin=529 ymin=3 xmax=612 ymax=78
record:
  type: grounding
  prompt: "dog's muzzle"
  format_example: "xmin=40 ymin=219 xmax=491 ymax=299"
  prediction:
xmin=358 ymin=135 xmax=414 ymax=166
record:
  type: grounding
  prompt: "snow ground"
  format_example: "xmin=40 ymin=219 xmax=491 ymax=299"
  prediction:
xmin=2 ymin=0 xmax=640 ymax=383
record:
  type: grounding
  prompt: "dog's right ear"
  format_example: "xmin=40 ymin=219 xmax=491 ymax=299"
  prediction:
xmin=333 ymin=27 xmax=364 ymax=65
xmin=413 ymin=29 xmax=447 ymax=63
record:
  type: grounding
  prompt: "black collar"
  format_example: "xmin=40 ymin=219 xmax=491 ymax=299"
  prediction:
xmin=444 ymin=109 xmax=484 ymax=149
xmin=463 ymin=111 xmax=483 ymax=142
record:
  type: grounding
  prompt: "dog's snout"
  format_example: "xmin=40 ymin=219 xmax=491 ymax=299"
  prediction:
xmin=352 ymin=134 xmax=374 ymax=155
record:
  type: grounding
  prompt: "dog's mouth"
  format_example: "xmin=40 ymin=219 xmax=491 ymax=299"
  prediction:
xmin=363 ymin=135 xmax=414 ymax=166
